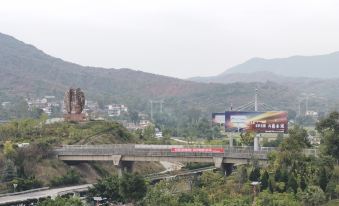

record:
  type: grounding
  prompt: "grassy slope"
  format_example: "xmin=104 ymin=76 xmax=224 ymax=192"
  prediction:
xmin=0 ymin=120 xmax=164 ymax=187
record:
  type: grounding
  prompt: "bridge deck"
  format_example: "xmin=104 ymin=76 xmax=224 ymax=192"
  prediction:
xmin=54 ymin=144 xmax=319 ymax=164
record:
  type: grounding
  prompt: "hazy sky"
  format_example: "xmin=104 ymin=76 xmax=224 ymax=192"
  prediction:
xmin=1 ymin=0 xmax=339 ymax=78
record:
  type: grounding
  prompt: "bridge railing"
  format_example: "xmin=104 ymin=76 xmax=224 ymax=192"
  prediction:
xmin=55 ymin=144 xmax=278 ymax=159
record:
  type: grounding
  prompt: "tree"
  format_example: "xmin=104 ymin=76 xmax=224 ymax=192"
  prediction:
xmin=235 ymin=166 xmax=248 ymax=188
xmin=298 ymin=185 xmax=326 ymax=206
xmin=240 ymin=131 xmax=254 ymax=146
xmin=249 ymin=167 xmax=261 ymax=182
xmin=2 ymin=159 xmax=17 ymax=182
xmin=3 ymin=141 xmax=15 ymax=158
xmin=281 ymin=125 xmax=310 ymax=153
xmin=119 ymin=173 xmax=147 ymax=203
xmin=275 ymin=169 xmax=282 ymax=182
xmin=261 ymin=170 xmax=269 ymax=191
xmin=255 ymin=190 xmax=299 ymax=206
xmin=318 ymin=167 xmax=329 ymax=192
xmin=336 ymin=185 xmax=339 ymax=198
xmin=143 ymin=181 xmax=178 ymax=206
xmin=316 ymin=111 xmax=339 ymax=161
xmin=143 ymin=125 xmax=155 ymax=140
xmin=287 ymin=175 xmax=298 ymax=193
xmin=217 ymin=196 xmax=251 ymax=206
xmin=88 ymin=175 xmax=122 ymax=202
xmin=326 ymin=179 xmax=337 ymax=200
xmin=300 ymin=176 xmax=307 ymax=191
xmin=268 ymin=178 xmax=274 ymax=193
xmin=199 ymin=171 xmax=224 ymax=189
xmin=37 ymin=197 xmax=83 ymax=206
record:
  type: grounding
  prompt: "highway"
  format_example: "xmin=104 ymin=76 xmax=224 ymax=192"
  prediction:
xmin=0 ymin=184 xmax=92 ymax=205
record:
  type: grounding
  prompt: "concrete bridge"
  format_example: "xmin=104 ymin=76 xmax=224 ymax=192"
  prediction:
xmin=55 ymin=144 xmax=278 ymax=175
xmin=55 ymin=144 xmax=319 ymax=175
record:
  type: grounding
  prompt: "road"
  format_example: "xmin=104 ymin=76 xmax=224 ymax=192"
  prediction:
xmin=0 ymin=184 xmax=92 ymax=205
xmin=170 ymin=137 xmax=190 ymax=144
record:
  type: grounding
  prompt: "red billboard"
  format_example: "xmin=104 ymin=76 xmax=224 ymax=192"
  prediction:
xmin=171 ymin=148 xmax=224 ymax=153
xmin=225 ymin=111 xmax=288 ymax=133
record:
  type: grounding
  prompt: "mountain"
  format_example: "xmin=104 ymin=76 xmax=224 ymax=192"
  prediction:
xmin=0 ymin=32 xmax=325 ymax=115
xmin=190 ymin=71 xmax=315 ymax=84
xmin=225 ymin=52 xmax=339 ymax=78
xmin=191 ymin=52 xmax=339 ymax=83
xmin=189 ymin=52 xmax=339 ymax=109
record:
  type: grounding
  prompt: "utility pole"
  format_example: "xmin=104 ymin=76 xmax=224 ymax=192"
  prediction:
xmin=254 ymin=88 xmax=259 ymax=151
xmin=254 ymin=89 xmax=258 ymax=112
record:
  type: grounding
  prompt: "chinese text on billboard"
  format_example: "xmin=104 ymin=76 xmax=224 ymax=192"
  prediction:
xmin=225 ymin=111 xmax=288 ymax=133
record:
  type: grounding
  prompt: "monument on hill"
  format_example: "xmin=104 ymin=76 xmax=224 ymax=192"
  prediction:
xmin=63 ymin=88 xmax=86 ymax=121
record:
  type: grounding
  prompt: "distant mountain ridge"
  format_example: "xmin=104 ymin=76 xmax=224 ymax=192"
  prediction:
xmin=190 ymin=51 xmax=339 ymax=83
xmin=224 ymin=52 xmax=339 ymax=78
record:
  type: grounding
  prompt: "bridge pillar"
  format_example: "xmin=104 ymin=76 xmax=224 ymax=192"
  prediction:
xmin=112 ymin=155 xmax=122 ymax=166
xmin=213 ymin=157 xmax=223 ymax=168
xmin=213 ymin=157 xmax=234 ymax=176
xmin=254 ymin=134 xmax=260 ymax=151
xmin=117 ymin=161 xmax=135 ymax=177
xmin=223 ymin=163 xmax=234 ymax=176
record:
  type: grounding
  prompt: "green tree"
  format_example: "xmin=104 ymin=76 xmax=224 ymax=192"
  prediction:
xmin=37 ymin=197 xmax=83 ymax=206
xmin=2 ymin=159 xmax=17 ymax=182
xmin=3 ymin=141 xmax=15 ymax=158
xmin=199 ymin=171 xmax=224 ymax=189
xmin=12 ymin=177 xmax=42 ymax=192
xmin=260 ymin=170 xmax=269 ymax=191
xmin=216 ymin=196 xmax=251 ymax=206
xmin=249 ymin=167 xmax=261 ymax=182
xmin=268 ymin=178 xmax=274 ymax=193
xmin=319 ymin=167 xmax=329 ymax=192
xmin=326 ymin=179 xmax=337 ymax=200
xmin=143 ymin=181 xmax=178 ymax=206
xmin=50 ymin=170 xmax=80 ymax=187
xmin=298 ymin=185 xmax=326 ymax=206
xmin=235 ymin=166 xmax=248 ymax=190
xmin=240 ymin=131 xmax=255 ymax=146
xmin=300 ymin=176 xmax=307 ymax=191
xmin=255 ymin=190 xmax=299 ymax=206
xmin=119 ymin=173 xmax=147 ymax=203
xmin=287 ymin=175 xmax=298 ymax=193
xmin=88 ymin=175 xmax=122 ymax=202
xmin=316 ymin=111 xmax=339 ymax=161
xmin=275 ymin=169 xmax=282 ymax=182
xmin=281 ymin=125 xmax=310 ymax=153
xmin=143 ymin=125 xmax=155 ymax=140
xmin=336 ymin=185 xmax=339 ymax=197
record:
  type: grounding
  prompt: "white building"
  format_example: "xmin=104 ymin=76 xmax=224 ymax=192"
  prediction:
xmin=25 ymin=97 xmax=61 ymax=116
xmin=106 ymin=104 xmax=128 ymax=117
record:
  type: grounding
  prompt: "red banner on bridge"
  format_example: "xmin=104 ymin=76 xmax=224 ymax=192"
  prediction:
xmin=170 ymin=148 xmax=224 ymax=153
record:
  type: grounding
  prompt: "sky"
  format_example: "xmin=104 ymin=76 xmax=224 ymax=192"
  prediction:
xmin=1 ymin=0 xmax=339 ymax=78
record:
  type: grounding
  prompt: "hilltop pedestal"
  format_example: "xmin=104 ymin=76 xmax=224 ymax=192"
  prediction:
xmin=64 ymin=113 xmax=87 ymax=122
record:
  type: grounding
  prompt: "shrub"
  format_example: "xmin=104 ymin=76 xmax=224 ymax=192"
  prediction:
xmin=50 ymin=170 xmax=81 ymax=187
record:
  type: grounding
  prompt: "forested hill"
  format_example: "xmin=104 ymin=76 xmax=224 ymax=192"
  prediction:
xmin=0 ymin=32 xmax=302 ymax=113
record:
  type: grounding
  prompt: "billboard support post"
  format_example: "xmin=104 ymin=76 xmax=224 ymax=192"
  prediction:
xmin=254 ymin=133 xmax=260 ymax=151
xmin=229 ymin=133 xmax=233 ymax=147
